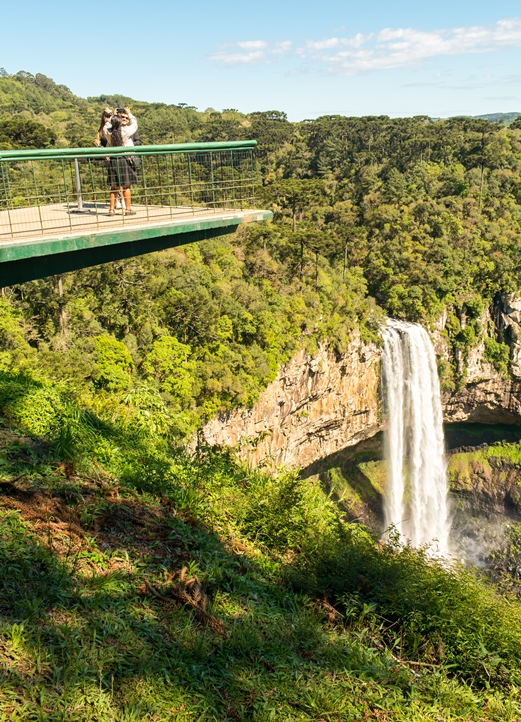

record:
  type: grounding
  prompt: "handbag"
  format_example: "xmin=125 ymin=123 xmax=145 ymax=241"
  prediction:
xmin=128 ymin=155 xmax=141 ymax=170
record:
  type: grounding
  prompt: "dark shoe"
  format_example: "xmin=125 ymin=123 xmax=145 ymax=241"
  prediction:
xmin=108 ymin=210 xmax=115 ymax=216
xmin=125 ymin=209 xmax=137 ymax=216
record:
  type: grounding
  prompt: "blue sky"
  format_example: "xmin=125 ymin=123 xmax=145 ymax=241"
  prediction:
xmin=3 ymin=1 xmax=521 ymax=120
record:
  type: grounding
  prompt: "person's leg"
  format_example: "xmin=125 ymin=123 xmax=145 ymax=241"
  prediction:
xmin=123 ymin=187 xmax=132 ymax=211
xmin=109 ymin=186 xmax=119 ymax=213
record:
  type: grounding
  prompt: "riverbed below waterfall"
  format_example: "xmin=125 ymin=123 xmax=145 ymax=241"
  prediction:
xmin=302 ymin=422 xmax=521 ymax=568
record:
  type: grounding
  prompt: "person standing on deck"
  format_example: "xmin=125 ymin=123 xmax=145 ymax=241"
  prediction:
xmin=103 ymin=106 xmax=138 ymax=215
xmin=121 ymin=112 xmax=142 ymax=147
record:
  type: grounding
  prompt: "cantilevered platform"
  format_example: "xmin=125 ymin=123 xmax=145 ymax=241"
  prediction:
xmin=0 ymin=140 xmax=272 ymax=286
xmin=0 ymin=204 xmax=271 ymax=286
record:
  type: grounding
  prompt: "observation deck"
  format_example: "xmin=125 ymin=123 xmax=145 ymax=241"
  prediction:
xmin=0 ymin=141 xmax=272 ymax=286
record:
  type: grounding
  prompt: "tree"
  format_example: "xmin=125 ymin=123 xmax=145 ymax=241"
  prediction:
xmin=142 ymin=336 xmax=196 ymax=406
xmin=326 ymin=201 xmax=360 ymax=281
xmin=303 ymin=231 xmax=332 ymax=291
xmin=94 ymin=336 xmax=134 ymax=391
xmin=264 ymin=179 xmax=324 ymax=232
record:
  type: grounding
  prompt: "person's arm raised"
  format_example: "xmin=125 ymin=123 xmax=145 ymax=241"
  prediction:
xmin=125 ymin=113 xmax=138 ymax=137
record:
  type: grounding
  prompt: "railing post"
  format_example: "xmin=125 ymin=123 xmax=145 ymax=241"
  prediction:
xmin=0 ymin=162 xmax=14 ymax=238
xmin=230 ymin=150 xmax=235 ymax=208
xmin=250 ymin=149 xmax=255 ymax=209
xmin=209 ymin=151 xmax=216 ymax=209
xmin=187 ymin=154 xmax=194 ymax=211
xmin=74 ymin=158 xmax=83 ymax=211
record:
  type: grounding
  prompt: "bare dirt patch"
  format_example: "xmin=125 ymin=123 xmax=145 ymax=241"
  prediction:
xmin=0 ymin=476 xmax=191 ymax=563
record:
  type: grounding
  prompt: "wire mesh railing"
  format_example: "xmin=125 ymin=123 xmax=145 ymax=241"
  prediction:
xmin=0 ymin=141 xmax=257 ymax=241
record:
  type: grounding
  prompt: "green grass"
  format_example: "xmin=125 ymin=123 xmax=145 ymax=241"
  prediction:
xmin=447 ymin=439 xmax=521 ymax=489
xmin=2 ymin=380 xmax=521 ymax=719
xmin=2 ymin=470 xmax=520 ymax=721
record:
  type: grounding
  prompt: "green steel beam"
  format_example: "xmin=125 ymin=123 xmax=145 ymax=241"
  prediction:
xmin=0 ymin=141 xmax=257 ymax=163
xmin=0 ymin=210 xmax=272 ymax=287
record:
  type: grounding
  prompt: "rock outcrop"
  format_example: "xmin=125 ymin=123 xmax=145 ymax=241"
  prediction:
xmin=449 ymin=448 xmax=521 ymax=516
xmin=443 ymin=378 xmax=521 ymax=424
xmin=496 ymin=294 xmax=521 ymax=378
xmin=442 ymin=298 xmax=521 ymax=424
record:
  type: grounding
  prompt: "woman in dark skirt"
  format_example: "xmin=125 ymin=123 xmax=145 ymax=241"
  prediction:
xmin=103 ymin=110 xmax=138 ymax=216
xmin=107 ymin=153 xmax=137 ymax=188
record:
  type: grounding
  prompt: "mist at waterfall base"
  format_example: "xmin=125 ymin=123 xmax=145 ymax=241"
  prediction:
xmin=381 ymin=320 xmax=451 ymax=555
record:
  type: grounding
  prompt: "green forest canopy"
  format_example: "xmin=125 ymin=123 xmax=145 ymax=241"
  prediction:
xmin=2 ymin=70 xmax=521 ymax=428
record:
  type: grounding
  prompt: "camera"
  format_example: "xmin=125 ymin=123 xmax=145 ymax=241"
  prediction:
xmin=116 ymin=107 xmax=125 ymax=114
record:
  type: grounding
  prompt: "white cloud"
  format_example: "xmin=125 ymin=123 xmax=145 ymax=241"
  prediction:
xmin=209 ymin=50 xmax=266 ymax=65
xmin=210 ymin=18 xmax=521 ymax=73
xmin=306 ymin=37 xmax=343 ymax=50
xmin=209 ymin=39 xmax=290 ymax=65
xmin=274 ymin=41 xmax=292 ymax=54
xmin=237 ymin=40 xmax=267 ymax=50
xmin=309 ymin=19 xmax=521 ymax=74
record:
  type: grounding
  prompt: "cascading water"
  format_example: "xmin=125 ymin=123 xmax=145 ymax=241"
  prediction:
xmin=381 ymin=320 xmax=450 ymax=554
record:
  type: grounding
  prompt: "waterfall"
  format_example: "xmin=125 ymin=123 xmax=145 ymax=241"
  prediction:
xmin=381 ymin=320 xmax=450 ymax=554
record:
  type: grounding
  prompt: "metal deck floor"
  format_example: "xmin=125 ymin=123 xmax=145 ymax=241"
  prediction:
xmin=0 ymin=202 xmax=240 ymax=242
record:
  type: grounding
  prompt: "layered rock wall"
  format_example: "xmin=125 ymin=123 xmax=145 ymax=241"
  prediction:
xmin=443 ymin=296 xmax=521 ymax=423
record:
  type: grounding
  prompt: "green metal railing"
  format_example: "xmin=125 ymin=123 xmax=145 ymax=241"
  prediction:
xmin=0 ymin=141 xmax=257 ymax=240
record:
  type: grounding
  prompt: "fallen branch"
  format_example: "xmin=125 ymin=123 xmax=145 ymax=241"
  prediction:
xmin=145 ymin=579 xmax=226 ymax=637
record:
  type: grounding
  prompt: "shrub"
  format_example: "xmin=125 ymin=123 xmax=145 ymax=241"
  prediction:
xmin=142 ymin=335 xmax=195 ymax=405
xmin=437 ymin=357 xmax=456 ymax=393
xmin=290 ymin=530 xmax=521 ymax=688
xmin=0 ymin=375 xmax=65 ymax=437
xmin=484 ymin=337 xmax=510 ymax=377
xmin=94 ymin=335 xmax=134 ymax=391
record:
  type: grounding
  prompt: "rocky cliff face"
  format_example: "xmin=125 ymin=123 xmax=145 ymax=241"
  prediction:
xmin=201 ymin=299 xmax=521 ymax=470
xmin=496 ymin=294 xmax=521 ymax=378
xmin=449 ymin=446 xmax=521 ymax=516
xmin=443 ymin=378 xmax=521 ymax=424
xmin=202 ymin=332 xmax=381 ymax=469
xmin=442 ymin=296 xmax=521 ymax=424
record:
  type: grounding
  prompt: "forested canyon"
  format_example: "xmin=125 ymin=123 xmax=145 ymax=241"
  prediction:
xmin=3 ymin=70 xmax=521 ymax=720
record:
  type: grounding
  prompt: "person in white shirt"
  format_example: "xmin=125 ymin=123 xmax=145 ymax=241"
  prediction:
xmin=103 ymin=107 xmax=139 ymax=215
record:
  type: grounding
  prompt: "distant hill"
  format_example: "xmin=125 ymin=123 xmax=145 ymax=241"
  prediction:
xmin=472 ymin=112 xmax=521 ymax=125
xmin=1 ymin=68 xmax=521 ymax=151
xmin=0 ymin=70 xmax=241 ymax=147
xmin=0 ymin=70 xmax=298 ymax=155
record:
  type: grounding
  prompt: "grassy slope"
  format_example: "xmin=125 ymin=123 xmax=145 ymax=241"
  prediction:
xmin=1 ymin=394 xmax=521 ymax=720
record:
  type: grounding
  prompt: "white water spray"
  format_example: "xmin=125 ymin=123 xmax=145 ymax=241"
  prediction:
xmin=381 ymin=320 xmax=450 ymax=554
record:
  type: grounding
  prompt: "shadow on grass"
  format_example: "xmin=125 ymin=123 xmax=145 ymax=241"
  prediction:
xmin=0 ymin=391 xmax=406 ymax=720
xmin=1 ymin=376 xmax=521 ymax=719
xmin=0 ymin=482 xmax=414 ymax=722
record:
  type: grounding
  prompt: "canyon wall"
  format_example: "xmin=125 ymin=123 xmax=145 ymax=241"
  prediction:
xmin=440 ymin=295 xmax=521 ymax=424
xmin=202 ymin=332 xmax=381 ymax=469
xmin=201 ymin=297 xmax=521 ymax=470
